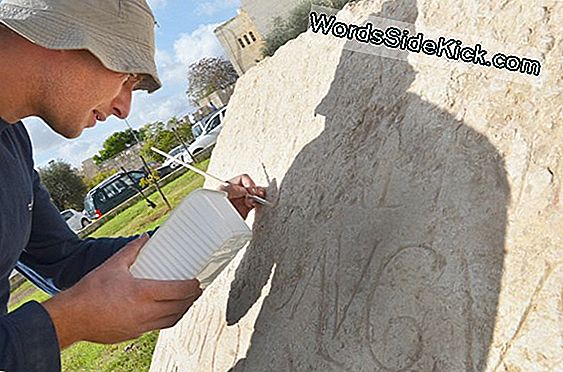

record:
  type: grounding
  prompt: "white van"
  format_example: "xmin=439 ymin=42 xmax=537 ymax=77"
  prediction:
xmin=188 ymin=107 xmax=227 ymax=156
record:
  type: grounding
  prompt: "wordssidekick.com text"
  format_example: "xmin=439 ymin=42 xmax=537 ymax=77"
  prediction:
xmin=309 ymin=11 xmax=541 ymax=77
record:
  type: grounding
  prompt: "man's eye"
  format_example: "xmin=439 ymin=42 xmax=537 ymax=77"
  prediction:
xmin=125 ymin=74 xmax=140 ymax=88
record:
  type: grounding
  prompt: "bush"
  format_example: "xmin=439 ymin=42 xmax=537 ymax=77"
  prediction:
xmin=262 ymin=0 xmax=353 ymax=57
xmin=139 ymin=168 xmax=160 ymax=189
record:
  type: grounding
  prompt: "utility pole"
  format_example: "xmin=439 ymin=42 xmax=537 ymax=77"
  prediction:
xmin=120 ymin=166 xmax=156 ymax=209
xmin=124 ymin=119 xmax=172 ymax=211
xmin=170 ymin=126 xmax=195 ymax=163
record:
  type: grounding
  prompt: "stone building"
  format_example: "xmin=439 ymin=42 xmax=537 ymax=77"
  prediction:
xmin=214 ymin=10 xmax=265 ymax=76
xmin=81 ymin=143 xmax=145 ymax=180
xmin=81 ymin=157 xmax=99 ymax=180
xmin=214 ymin=0 xmax=301 ymax=75
xmin=100 ymin=143 xmax=145 ymax=173
xmin=196 ymin=84 xmax=235 ymax=114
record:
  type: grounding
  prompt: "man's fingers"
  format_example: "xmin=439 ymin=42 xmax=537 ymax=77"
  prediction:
xmin=147 ymin=314 xmax=186 ymax=331
xmin=225 ymin=183 xmax=266 ymax=200
xmin=119 ymin=234 xmax=150 ymax=266
xmin=245 ymin=195 xmax=257 ymax=208
xmin=255 ymin=187 xmax=266 ymax=198
xmin=150 ymin=298 xmax=197 ymax=318
xmin=223 ymin=183 xmax=248 ymax=200
xmin=238 ymin=174 xmax=256 ymax=190
xmin=98 ymin=234 xmax=149 ymax=270
xmin=142 ymin=278 xmax=202 ymax=302
xmin=225 ymin=174 xmax=256 ymax=192
xmin=220 ymin=175 xmax=266 ymax=199
xmin=219 ymin=174 xmax=269 ymax=218
xmin=143 ymin=299 xmax=199 ymax=331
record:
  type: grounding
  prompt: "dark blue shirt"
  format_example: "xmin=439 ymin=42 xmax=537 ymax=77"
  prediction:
xmin=0 ymin=118 xmax=137 ymax=371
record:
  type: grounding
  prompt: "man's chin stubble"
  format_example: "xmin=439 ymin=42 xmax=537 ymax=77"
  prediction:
xmin=45 ymin=120 xmax=84 ymax=139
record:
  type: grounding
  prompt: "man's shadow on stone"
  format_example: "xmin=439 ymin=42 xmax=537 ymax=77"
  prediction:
xmin=227 ymin=1 xmax=509 ymax=370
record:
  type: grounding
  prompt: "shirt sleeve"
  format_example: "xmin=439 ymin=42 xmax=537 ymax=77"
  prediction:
xmin=0 ymin=301 xmax=60 ymax=372
xmin=18 ymin=169 xmax=139 ymax=291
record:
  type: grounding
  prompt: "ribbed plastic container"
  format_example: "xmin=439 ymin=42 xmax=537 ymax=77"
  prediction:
xmin=130 ymin=189 xmax=252 ymax=287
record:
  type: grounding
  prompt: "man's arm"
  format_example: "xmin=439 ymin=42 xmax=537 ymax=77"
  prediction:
xmin=0 ymin=171 xmax=142 ymax=371
xmin=42 ymin=235 xmax=202 ymax=349
xmin=0 ymin=301 xmax=60 ymax=371
xmin=16 ymin=169 xmax=202 ymax=354
xmin=19 ymin=170 xmax=265 ymax=291
xmin=18 ymin=169 xmax=139 ymax=291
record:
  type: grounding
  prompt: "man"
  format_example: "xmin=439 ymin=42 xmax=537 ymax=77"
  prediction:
xmin=0 ymin=0 xmax=265 ymax=370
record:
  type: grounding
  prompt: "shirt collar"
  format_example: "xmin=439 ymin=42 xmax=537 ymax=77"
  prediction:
xmin=0 ymin=117 xmax=16 ymax=134
xmin=0 ymin=118 xmax=9 ymax=134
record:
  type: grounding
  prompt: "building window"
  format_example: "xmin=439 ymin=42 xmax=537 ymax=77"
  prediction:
xmin=238 ymin=38 xmax=245 ymax=48
xmin=243 ymin=34 xmax=251 ymax=45
xmin=249 ymin=31 xmax=257 ymax=42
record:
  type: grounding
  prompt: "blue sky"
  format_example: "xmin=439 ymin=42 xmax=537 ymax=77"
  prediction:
xmin=25 ymin=0 xmax=240 ymax=169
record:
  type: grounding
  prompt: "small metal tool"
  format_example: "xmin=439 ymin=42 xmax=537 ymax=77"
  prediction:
xmin=151 ymin=147 xmax=274 ymax=207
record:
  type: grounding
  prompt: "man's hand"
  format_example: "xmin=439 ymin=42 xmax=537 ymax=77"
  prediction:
xmin=42 ymin=234 xmax=203 ymax=349
xmin=219 ymin=174 xmax=266 ymax=219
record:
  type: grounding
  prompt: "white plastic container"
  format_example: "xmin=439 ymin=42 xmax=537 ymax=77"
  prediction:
xmin=130 ymin=188 xmax=252 ymax=287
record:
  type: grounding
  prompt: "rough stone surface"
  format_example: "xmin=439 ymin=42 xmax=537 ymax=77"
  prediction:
xmin=150 ymin=1 xmax=562 ymax=371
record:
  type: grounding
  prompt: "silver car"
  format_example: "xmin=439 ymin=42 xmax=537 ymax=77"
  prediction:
xmin=60 ymin=209 xmax=91 ymax=232
xmin=162 ymin=144 xmax=191 ymax=169
xmin=188 ymin=107 xmax=227 ymax=157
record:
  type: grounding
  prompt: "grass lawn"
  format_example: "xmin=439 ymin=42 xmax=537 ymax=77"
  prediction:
xmin=8 ymin=159 xmax=210 ymax=372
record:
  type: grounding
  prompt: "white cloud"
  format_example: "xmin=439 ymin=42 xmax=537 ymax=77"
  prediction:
xmin=57 ymin=140 xmax=101 ymax=166
xmin=147 ymin=0 xmax=167 ymax=10
xmin=130 ymin=91 xmax=191 ymax=124
xmin=174 ymin=23 xmax=224 ymax=66
xmin=155 ymin=48 xmax=174 ymax=66
xmin=155 ymin=23 xmax=225 ymax=87
xmin=195 ymin=0 xmax=239 ymax=16
xmin=156 ymin=48 xmax=186 ymax=84
xmin=25 ymin=117 xmax=123 ymax=168
xmin=24 ymin=117 xmax=68 ymax=154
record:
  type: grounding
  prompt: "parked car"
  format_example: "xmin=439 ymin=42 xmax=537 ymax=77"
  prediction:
xmin=60 ymin=209 xmax=91 ymax=232
xmin=188 ymin=106 xmax=227 ymax=156
xmin=162 ymin=144 xmax=193 ymax=169
xmin=155 ymin=163 xmax=175 ymax=177
xmin=84 ymin=170 xmax=146 ymax=219
xmin=159 ymin=107 xmax=227 ymax=169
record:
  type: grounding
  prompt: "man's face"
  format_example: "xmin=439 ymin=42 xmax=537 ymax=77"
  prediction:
xmin=39 ymin=50 xmax=140 ymax=138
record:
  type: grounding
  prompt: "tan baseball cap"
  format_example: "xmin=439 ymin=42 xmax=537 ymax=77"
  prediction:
xmin=0 ymin=0 xmax=162 ymax=93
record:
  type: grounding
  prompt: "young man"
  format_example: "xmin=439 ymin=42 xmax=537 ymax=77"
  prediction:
xmin=0 ymin=1 xmax=264 ymax=370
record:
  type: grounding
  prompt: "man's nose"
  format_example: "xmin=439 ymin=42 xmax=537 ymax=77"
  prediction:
xmin=111 ymin=86 xmax=133 ymax=119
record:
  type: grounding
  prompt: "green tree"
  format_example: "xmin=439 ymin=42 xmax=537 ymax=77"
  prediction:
xmin=93 ymin=128 xmax=143 ymax=165
xmin=175 ymin=123 xmax=194 ymax=145
xmin=263 ymin=0 xmax=352 ymax=57
xmin=140 ymin=120 xmax=181 ymax=163
xmin=167 ymin=116 xmax=194 ymax=145
xmin=135 ymin=117 xmax=195 ymax=163
xmin=186 ymin=57 xmax=238 ymax=105
xmin=39 ymin=160 xmax=88 ymax=211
